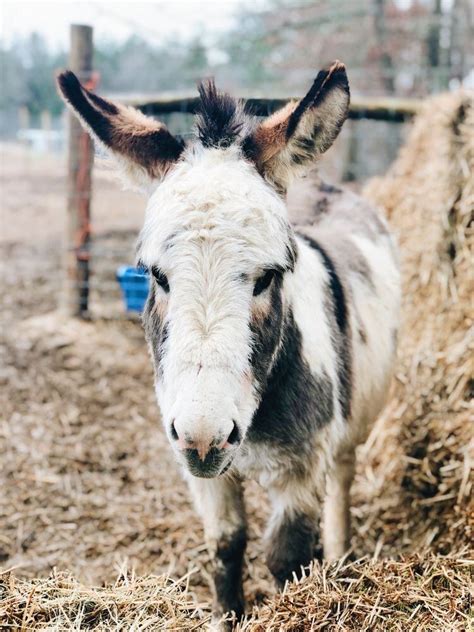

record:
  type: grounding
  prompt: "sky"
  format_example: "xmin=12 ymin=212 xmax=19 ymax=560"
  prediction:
xmin=0 ymin=0 xmax=267 ymax=49
xmin=0 ymin=0 xmax=451 ymax=51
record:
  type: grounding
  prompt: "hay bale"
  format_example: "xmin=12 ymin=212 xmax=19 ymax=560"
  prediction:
xmin=351 ymin=90 xmax=473 ymax=557
xmin=239 ymin=554 xmax=472 ymax=631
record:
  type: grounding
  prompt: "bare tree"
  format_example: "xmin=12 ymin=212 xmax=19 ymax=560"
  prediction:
xmin=373 ymin=0 xmax=395 ymax=93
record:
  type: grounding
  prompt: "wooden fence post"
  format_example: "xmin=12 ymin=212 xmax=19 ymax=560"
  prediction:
xmin=64 ymin=24 xmax=94 ymax=317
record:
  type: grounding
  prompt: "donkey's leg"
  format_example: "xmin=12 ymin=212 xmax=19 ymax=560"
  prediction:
xmin=322 ymin=447 xmax=355 ymax=561
xmin=187 ymin=475 xmax=246 ymax=621
xmin=265 ymin=482 xmax=322 ymax=588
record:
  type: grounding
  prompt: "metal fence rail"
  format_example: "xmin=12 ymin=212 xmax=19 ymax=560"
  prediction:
xmin=115 ymin=92 xmax=422 ymax=123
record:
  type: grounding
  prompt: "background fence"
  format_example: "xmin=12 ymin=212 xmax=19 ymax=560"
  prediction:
xmin=2 ymin=0 xmax=472 ymax=319
xmin=62 ymin=25 xmax=423 ymax=318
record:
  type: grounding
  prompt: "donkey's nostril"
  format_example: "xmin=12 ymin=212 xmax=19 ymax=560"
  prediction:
xmin=170 ymin=419 xmax=179 ymax=441
xmin=227 ymin=421 xmax=241 ymax=446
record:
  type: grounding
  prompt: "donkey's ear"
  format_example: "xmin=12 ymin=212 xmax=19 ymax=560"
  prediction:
xmin=244 ymin=61 xmax=349 ymax=190
xmin=57 ymin=70 xmax=185 ymax=191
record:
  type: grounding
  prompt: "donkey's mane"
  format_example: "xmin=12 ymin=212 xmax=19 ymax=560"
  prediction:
xmin=195 ymin=79 xmax=253 ymax=149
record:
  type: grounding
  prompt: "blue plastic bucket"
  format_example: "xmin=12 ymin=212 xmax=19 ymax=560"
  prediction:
xmin=116 ymin=265 xmax=150 ymax=312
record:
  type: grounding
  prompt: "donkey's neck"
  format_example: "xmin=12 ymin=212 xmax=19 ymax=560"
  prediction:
xmin=247 ymin=305 xmax=334 ymax=450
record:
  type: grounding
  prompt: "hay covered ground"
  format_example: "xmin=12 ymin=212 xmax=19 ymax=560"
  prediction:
xmin=2 ymin=555 xmax=471 ymax=630
xmin=1 ymin=91 xmax=473 ymax=630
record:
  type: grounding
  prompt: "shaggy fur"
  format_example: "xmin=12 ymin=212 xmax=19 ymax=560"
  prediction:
xmin=57 ymin=71 xmax=185 ymax=188
xmin=196 ymin=79 xmax=254 ymax=149
xmin=57 ymin=63 xmax=400 ymax=629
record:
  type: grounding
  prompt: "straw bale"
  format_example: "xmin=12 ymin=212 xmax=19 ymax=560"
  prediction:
xmin=239 ymin=554 xmax=472 ymax=631
xmin=351 ymin=90 xmax=473 ymax=557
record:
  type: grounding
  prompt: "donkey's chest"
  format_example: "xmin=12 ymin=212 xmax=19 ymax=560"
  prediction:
xmin=232 ymin=440 xmax=308 ymax=487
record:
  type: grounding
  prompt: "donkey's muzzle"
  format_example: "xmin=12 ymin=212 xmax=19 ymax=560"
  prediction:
xmin=183 ymin=446 xmax=230 ymax=478
xmin=172 ymin=419 xmax=241 ymax=477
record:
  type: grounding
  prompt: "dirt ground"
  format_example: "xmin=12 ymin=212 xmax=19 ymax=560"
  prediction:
xmin=0 ymin=144 xmax=275 ymax=612
xmin=0 ymin=145 xmax=367 ymax=607
xmin=0 ymin=138 xmax=470 ymax=622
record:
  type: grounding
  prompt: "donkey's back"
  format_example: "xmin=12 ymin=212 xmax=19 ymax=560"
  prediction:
xmin=281 ymin=174 xmax=400 ymax=564
xmin=291 ymin=174 xmax=400 ymax=445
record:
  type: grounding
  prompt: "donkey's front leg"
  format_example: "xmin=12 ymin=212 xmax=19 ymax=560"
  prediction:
xmin=265 ymin=483 xmax=322 ymax=588
xmin=323 ymin=447 xmax=355 ymax=561
xmin=187 ymin=475 xmax=246 ymax=623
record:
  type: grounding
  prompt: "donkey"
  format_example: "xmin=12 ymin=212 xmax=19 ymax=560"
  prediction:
xmin=58 ymin=62 xmax=400 ymax=626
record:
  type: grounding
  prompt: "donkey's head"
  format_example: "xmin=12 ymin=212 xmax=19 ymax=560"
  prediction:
xmin=58 ymin=62 xmax=349 ymax=477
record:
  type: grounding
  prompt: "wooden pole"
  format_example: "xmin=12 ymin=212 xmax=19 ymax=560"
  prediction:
xmin=64 ymin=24 xmax=94 ymax=317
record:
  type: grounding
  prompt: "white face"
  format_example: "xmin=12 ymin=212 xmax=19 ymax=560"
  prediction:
xmin=138 ymin=146 xmax=295 ymax=477
xmin=57 ymin=62 xmax=350 ymax=477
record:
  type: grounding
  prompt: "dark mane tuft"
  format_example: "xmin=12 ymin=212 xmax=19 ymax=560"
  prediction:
xmin=195 ymin=79 xmax=246 ymax=149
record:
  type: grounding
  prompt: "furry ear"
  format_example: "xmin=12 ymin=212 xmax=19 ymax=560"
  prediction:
xmin=244 ymin=61 xmax=350 ymax=190
xmin=57 ymin=70 xmax=185 ymax=191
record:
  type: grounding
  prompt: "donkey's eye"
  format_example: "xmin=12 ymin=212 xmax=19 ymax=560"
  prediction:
xmin=253 ymin=270 xmax=276 ymax=296
xmin=152 ymin=267 xmax=170 ymax=293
